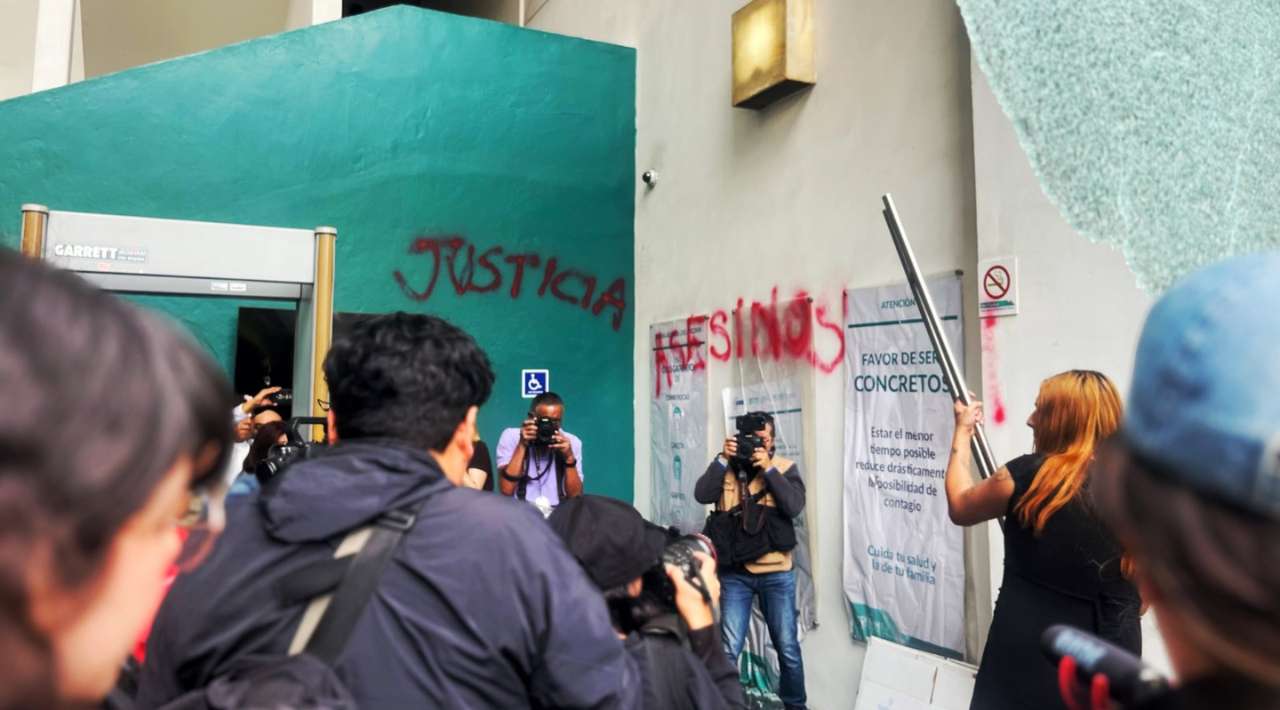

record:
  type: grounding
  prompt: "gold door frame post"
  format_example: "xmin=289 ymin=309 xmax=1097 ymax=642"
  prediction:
xmin=310 ymin=226 xmax=337 ymax=441
xmin=20 ymin=204 xmax=50 ymax=259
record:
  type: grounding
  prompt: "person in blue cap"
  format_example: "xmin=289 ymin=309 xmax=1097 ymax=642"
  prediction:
xmin=1094 ymin=252 xmax=1280 ymax=709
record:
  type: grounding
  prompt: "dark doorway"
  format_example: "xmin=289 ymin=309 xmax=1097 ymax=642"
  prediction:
xmin=234 ymin=307 xmax=297 ymax=419
xmin=235 ymin=309 xmax=388 ymax=421
xmin=343 ymin=0 xmax=514 ymax=23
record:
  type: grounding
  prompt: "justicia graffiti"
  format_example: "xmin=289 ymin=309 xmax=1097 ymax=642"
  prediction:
xmin=393 ymin=234 xmax=628 ymax=331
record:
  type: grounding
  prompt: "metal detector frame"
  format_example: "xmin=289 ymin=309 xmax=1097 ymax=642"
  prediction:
xmin=20 ymin=204 xmax=337 ymax=440
xmin=881 ymin=194 xmax=1000 ymax=485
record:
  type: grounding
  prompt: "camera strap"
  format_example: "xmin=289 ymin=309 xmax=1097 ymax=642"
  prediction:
xmin=516 ymin=447 xmax=564 ymax=500
xmin=733 ymin=478 xmax=770 ymax=534
xmin=639 ymin=613 xmax=689 ymax=647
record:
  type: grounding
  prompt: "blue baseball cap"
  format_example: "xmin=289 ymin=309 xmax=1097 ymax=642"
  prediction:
xmin=1124 ymin=251 xmax=1280 ymax=519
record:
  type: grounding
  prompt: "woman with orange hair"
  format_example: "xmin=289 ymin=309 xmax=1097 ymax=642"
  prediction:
xmin=944 ymin=370 xmax=1141 ymax=710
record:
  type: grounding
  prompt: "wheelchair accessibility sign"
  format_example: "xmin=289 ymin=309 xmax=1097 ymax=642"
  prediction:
xmin=521 ymin=369 xmax=550 ymax=399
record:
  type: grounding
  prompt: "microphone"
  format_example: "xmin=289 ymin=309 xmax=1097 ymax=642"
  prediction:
xmin=1041 ymin=625 xmax=1168 ymax=706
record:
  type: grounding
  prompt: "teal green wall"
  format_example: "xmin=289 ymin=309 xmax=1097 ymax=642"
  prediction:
xmin=0 ymin=7 xmax=636 ymax=501
xmin=127 ymin=295 xmax=291 ymax=370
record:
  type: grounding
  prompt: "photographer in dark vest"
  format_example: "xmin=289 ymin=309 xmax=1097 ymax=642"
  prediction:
xmin=694 ymin=411 xmax=808 ymax=710
xmin=497 ymin=392 xmax=584 ymax=515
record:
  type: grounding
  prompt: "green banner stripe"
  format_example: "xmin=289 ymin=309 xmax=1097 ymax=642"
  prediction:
xmin=848 ymin=315 xmax=960 ymax=329
xmin=731 ymin=406 xmax=803 ymax=415
xmin=847 ymin=600 xmax=964 ymax=661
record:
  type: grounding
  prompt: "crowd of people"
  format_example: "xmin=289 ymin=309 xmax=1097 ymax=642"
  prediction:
xmin=1 ymin=244 xmax=1278 ymax=710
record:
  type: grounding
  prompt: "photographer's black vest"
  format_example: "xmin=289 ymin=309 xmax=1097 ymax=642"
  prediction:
xmin=516 ymin=449 xmax=567 ymax=502
xmin=702 ymin=458 xmax=797 ymax=573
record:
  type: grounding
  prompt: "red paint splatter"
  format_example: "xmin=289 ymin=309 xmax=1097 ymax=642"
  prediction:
xmin=981 ymin=314 xmax=1008 ymax=425
xmin=653 ymin=291 xmax=845 ymax=397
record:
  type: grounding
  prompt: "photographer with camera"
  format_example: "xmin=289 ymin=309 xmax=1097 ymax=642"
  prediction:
xmin=549 ymin=496 xmax=746 ymax=709
xmin=220 ymin=386 xmax=287 ymax=489
xmin=497 ymin=392 xmax=584 ymax=513
xmin=225 ymin=420 xmax=290 ymax=498
xmin=138 ymin=314 xmax=641 ymax=708
xmin=694 ymin=411 xmax=807 ymax=710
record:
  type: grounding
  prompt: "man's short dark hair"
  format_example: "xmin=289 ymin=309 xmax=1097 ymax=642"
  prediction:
xmin=323 ymin=312 xmax=494 ymax=451
xmin=531 ymin=391 xmax=564 ymax=411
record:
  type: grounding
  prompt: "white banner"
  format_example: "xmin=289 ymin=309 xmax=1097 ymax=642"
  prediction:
xmin=843 ymin=275 xmax=965 ymax=658
xmin=650 ymin=318 xmax=709 ymax=533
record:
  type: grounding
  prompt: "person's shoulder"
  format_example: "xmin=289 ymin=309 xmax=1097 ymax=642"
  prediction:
xmin=438 ymin=486 xmax=548 ymax=534
xmin=497 ymin=427 xmax=520 ymax=442
xmin=431 ymin=490 xmax=583 ymax=580
xmin=494 ymin=428 xmax=521 ymax=455
xmin=563 ymin=430 xmax=583 ymax=445
xmin=1006 ymin=453 xmax=1044 ymax=480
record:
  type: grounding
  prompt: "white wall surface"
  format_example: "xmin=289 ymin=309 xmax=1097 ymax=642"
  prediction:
xmin=78 ymin=0 xmax=293 ymax=78
xmin=2 ymin=0 xmax=336 ymax=101
xmin=0 ymin=0 xmax=39 ymax=100
xmin=969 ymin=60 xmax=1171 ymax=675
xmin=532 ymin=2 xmax=982 ymax=706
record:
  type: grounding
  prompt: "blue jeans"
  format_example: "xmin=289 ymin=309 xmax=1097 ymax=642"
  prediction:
xmin=720 ymin=569 xmax=806 ymax=707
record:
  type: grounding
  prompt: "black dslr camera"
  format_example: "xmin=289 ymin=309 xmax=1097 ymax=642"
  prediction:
xmin=617 ymin=532 xmax=719 ymax=634
xmin=732 ymin=412 xmax=769 ymax=473
xmin=255 ymin=416 xmax=327 ymax=484
xmin=660 ymin=533 xmax=717 ymax=610
xmin=533 ymin=416 xmax=559 ymax=447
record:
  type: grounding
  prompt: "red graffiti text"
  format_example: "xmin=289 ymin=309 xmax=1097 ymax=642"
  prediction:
xmin=393 ymin=235 xmax=628 ymax=331
xmin=653 ymin=288 xmax=847 ymax=398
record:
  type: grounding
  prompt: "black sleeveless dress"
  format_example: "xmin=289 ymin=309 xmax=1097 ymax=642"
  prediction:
xmin=970 ymin=454 xmax=1142 ymax=710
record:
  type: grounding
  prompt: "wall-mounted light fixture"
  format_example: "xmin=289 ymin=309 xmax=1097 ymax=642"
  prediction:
xmin=731 ymin=0 xmax=815 ymax=110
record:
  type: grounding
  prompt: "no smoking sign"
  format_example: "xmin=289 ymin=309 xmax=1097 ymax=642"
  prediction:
xmin=978 ymin=257 xmax=1019 ymax=317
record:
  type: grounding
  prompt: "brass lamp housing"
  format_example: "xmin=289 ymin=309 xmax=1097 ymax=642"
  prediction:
xmin=732 ymin=0 xmax=815 ymax=109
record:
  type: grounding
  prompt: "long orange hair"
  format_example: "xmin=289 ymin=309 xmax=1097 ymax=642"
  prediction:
xmin=1014 ymin=370 xmax=1122 ymax=534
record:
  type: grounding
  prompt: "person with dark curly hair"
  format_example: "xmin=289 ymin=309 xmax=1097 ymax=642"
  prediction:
xmin=138 ymin=312 xmax=643 ymax=708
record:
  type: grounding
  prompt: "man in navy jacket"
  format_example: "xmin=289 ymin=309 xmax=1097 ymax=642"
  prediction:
xmin=137 ymin=313 xmax=640 ymax=708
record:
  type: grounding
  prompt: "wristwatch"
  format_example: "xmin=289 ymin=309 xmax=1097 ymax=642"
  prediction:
xmin=501 ymin=471 xmax=524 ymax=483
xmin=563 ymin=457 xmax=578 ymax=467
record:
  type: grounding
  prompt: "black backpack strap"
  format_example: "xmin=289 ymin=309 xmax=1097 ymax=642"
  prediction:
xmin=639 ymin=613 xmax=689 ymax=647
xmin=276 ymin=557 xmax=351 ymax=607
xmin=638 ymin=615 xmax=694 ymax=710
xmin=290 ymin=504 xmax=422 ymax=665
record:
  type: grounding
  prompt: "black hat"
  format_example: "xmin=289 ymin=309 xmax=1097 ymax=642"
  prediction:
xmin=547 ymin=495 xmax=668 ymax=591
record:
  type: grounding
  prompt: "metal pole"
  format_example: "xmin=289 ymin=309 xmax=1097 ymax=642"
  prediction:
xmin=310 ymin=226 xmax=337 ymax=442
xmin=20 ymin=204 xmax=50 ymax=259
xmin=881 ymin=194 xmax=1000 ymax=481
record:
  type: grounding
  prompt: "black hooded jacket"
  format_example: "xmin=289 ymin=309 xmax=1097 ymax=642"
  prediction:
xmin=136 ymin=441 xmax=640 ymax=709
